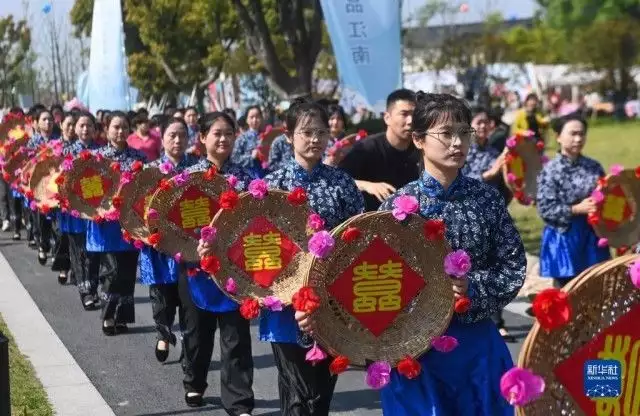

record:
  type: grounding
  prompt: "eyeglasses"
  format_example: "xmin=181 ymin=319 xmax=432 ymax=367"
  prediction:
xmin=422 ymin=127 xmax=476 ymax=146
xmin=295 ymin=128 xmax=331 ymax=140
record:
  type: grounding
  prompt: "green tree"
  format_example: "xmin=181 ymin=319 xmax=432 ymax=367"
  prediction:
xmin=0 ymin=16 xmax=31 ymax=107
xmin=500 ymin=21 xmax=567 ymax=64
xmin=535 ymin=0 xmax=640 ymax=96
xmin=230 ymin=0 xmax=325 ymax=97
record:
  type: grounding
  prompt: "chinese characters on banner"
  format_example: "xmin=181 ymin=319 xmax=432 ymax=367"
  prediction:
xmin=133 ymin=193 xmax=154 ymax=220
xmin=328 ymin=237 xmax=425 ymax=337
xmin=319 ymin=0 xmax=402 ymax=112
xmin=227 ymin=216 xmax=300 ymax=288
xmin=554 ymin=304 xmax=640 ymax=415
xmin=601 ymin=185 xmax=633 ymax=230
xmin=167 ymin=186 xmax=220 ymax=239
xmin=72 ymin=169 xmax=112 ymax=208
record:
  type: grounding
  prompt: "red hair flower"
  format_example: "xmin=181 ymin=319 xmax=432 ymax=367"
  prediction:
xmin=423 ymin=219 xmax=446 ymax=241
xmin=329 ymin=355 xmax=350 ymax=375
xmin=287 ymin=187 xmax=307 ymax=205
xmin=239 ymin=298 xmax=260 ymax=320
xmin=292 ymin=286 xmax=321 ymax=313
xmin=200 ymin=255 xmax=221 ymax=275
xmin=532 ymin=288 xmax=572 ymax=332
xmin=454 ymin=296 xmax=471 ymax=313
xmin=219 ymin=190 xmax=239 ymax=210
xmin=397 ymin=356 xmax=422 ymax=379
xmin=148 ymin=232 xmax=161 ymax=247
xmin=341 ymin=226 xmax=361 ymax=243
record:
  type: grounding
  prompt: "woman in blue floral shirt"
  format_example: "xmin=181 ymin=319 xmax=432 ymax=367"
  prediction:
xmin=138 ymin=117 xmax=199 ymax=362
xmin=181 ymin=112 xmax=256 ymax=412
xmin=88 ymin=112 xmax=147 ymax=336
xmin=536 ymin=114 xmax=610 ymax=287
xmin=231 ymin=105 xmax=265 ymax=177
xmin=318 ymin=93 xmax=525 ymax=415
xmin=262 ymin=98 xmax=364 ymax=415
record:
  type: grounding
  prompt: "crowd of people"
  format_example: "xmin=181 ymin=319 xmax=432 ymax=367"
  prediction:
xmin=0 ymin=88 xmax=636 ymax=415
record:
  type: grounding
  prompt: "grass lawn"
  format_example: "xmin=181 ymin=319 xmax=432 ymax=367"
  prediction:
xmin=0 ymin=314 xmax=53 ymax=416
xmin=509 ymin=119 xmax=640 ymax=255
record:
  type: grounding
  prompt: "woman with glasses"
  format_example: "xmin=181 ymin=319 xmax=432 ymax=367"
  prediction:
xmin=368 ymin=93 xmax=525 ymax=415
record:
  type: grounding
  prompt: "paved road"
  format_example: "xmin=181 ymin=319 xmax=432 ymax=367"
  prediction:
xmin=0 ymin=232 xmax=533 ymax=416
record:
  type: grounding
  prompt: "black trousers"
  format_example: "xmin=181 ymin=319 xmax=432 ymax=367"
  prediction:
xmin=271 ymin=343 xmax=338 ymax=416
xmin=9 ymin=195 xmax=22 ymax=233
xmin=149 ymin=283 xmax=183 ymax=342
xmin=51 ymin=232 xmax=70 ymax=273
xmin=37 ymin=213 xmax=53 ymax=252
xmin=178 ymin=272 xmax=254 ymax=415
xmin=100 ymin=251 xmax=139 ymax=323
xmin=69 ymin=233 xmax=100 ymax=298
xmin=0 ymin=179 xmax=10 ymax=221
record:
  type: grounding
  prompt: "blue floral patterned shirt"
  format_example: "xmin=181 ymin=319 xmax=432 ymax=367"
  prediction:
xmin=231 ymin=130 xmax=262 ymax=172
xmin=260 ymin=160 xmax=365 ymax=343
xmin=379 ymin=171 xmax=526 ymax=324
xmin=26 ymin=132 xmax=60 ymax=150
xmin=461 ymin=142 xmax=500 ymax=180
xmin=267 ymin=134 xmax=293 ymax=172
xmin=145 ymin=153 xmax=200 ymax=172
xmin=93 ymin=144 xmax=147 ymax=172
xmin=536 ymin=154 xmax=604 ymax=232
xmin=185 ymin=157 xmax=254 ymax=192
xmin=62 ymin=139 xmax=100 ymax=156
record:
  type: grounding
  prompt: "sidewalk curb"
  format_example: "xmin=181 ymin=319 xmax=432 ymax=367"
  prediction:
xmin=0 ymin=252 xmax=115 ymax=416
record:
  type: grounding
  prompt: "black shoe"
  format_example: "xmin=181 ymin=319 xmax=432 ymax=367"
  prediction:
xmin=12 ymin=233 xmax=20 ymax=241
xmin=28 ymin=240 xmax=37 ymax=248
xmin=185 ymin=392 xmax=204 ymax=408
xmin=57 ymin=272 xmax=67 ymax=285
xmin=155 ymin=341 xmax=169 ymax=363
xmin=102 ymin=322 xmax=116 ymax=336
xmin=82 ymin=295 xmax=96 ymax=311
xmin=115 ymin=324 xmax=129 ymax=334
xmin=37 ymin=250 xmax=47 ymax=265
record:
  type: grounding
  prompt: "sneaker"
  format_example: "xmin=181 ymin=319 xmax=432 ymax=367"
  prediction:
xmin=1 ymin=220 xmax=9 ymax=232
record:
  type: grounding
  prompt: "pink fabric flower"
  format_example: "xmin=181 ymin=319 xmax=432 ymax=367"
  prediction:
xmin=307 ymin=213 xmax=325 ymax=231
xmin=597 ymin=238 xmax=609 ymax=248
xmin=174 ymin=252 xmax=183 ymax=263
xmin=147 ymin=208 xmax=159 ymax=220
xmin=159 ymin=161 xmax=173 ymax=175
xmin=431 ymin=335 xmax=459 ymax=353
xmin=523 ymin=130 xmax=535 ymax=138
xmin=226 ymin=175 xmax=238 ymax=188
xmin=261 ymin=161 xmax=269 ymax=170
xmin=62 ymin=158 xmax=73 ymax=171
xmin=133 ymin=240 xmax=145 ymax=250
xmin=200 ymin=225 xmax=217 ymax=244
xmin=305 ymin=343 xmax=327 ymax=365
xmin=591 ymin=189 xmax=604 ymax=204
xmin=52 ymin=145 xmax=63 ymax=157
xmin=392 ymin=195 xmax=419 ymax=221
xmin=365 ymin=361 xmax=392 ymax=389
xmin=95 ymin=153 xmax=104 ymax=162
xmin=610 ymin=164 xmax=624 ymax=176
xmin=500 ymin=367 xmax=545 ymax=406
xmin=103 ymin=209 xmax=120 ymax=221
xmin=444 ymin=250 xmax=472 ymax=278
xmin=173 ymin=171 xmax=189 ymax=187
xmin=248 ymin=179 xmax=268 ymax=200
xmin=29 ymin=201 xmax=37 ymax=211
xmin=506 ymin=137 xmax=517 ymax=148
xmin=263 ymin=296 xmax=283 ymax=312
xmin=225 ymin=277 xmax=238 ymax=294
xmin=120 ymin=171 xmax=133 ymax=185
xmin=308 ymin=231 xmax=335 ymax=258
xmin=541 ymin=155 xmax=549 ymax=164
xmin=629 ymin=261 xmax=640 ymax=289
xmin=70 ymin=209 xmax=80 ymax=218
xmin=506 ymin=173 xmax=517 ymax=183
